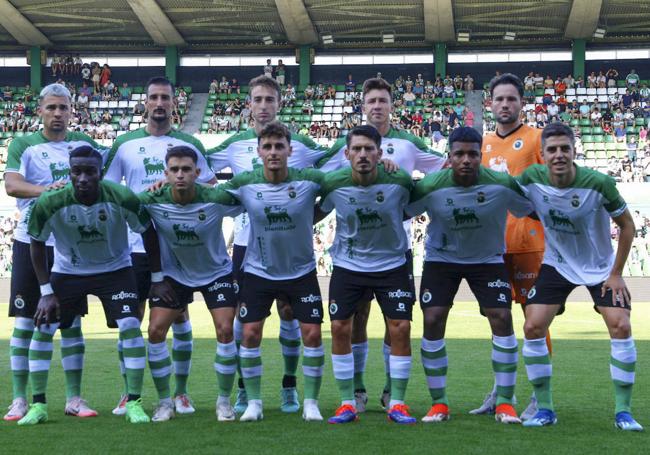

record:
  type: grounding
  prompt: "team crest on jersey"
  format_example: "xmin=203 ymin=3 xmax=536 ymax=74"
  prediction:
xmin=98 ymin=209 xmax=107 ymax=222
xmin=143 ymin=157 xmax=165 ymax=176
xmin=376 ymin=191 xmax=385 ymax=203
xmin=421 ymin=290 xmax=432 ymax=304
xmin=571 ymin=195 xmax=580 ymax=208
xmin=138 ymin=146 xmax=146 ymax=154
xmin=453 ymin=208 xmax=479 ymax=226
xmin=14 ymin=295 xmax=25 ymax=309
xmin=49 ymin=162 xmax=69 ymax=181
xmin=256 ymin=191 xmax=263 ymax=200
xmin=446 ymin=198 xmax=454 ymax=206
xmin=513 ymin=139 xmax=524 ymax=150
xmin=77 ymin=225 xmax=103 ymax=242
xmin=198 ymin=209 xmax=206 ymax=221
xmin=288 ymin=185 xmax=296 ymax=199
xmin=485 ymin=144 xmax=492 ymax=152
xmin=386 ymin=144 xmax=395 ymax=154
xmin=477 ymin=191 xmax=486 ymax=203
xmin=173 ymin=223 xmax=200 ymax=241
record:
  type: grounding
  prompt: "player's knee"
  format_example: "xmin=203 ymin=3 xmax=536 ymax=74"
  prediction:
xmin=523 ymin=319 xmax=545 ymax=339
xmin=608 ymin=318 xmax=632 ymax=339
xmin=486 ymin=309 xmax=513 ymax=334
xmin=276 ymin=301 xmax=294 ymax=320
xmin=215 ymin=321 xmax=234 ymax=343
xmin=147 ymin=322 xmax=169 ymax=343
xmin=301 ymin=324 xmax=322 ymax=346
xmin=242 ymin=324 xmax=262 ymax=346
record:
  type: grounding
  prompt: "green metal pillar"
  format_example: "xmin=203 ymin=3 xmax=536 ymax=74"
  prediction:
xmin=298 ymin=45 xmax=311 ymax=90
xmin=434 ymin=43 xmax=447 ymax=78
xmin=29 ymin=46 xmax=42 ymax=90
xmin=572 ymin=39 xmax=586 ymax=81
xmin=165 ymin=46 xmax=178 ymax=85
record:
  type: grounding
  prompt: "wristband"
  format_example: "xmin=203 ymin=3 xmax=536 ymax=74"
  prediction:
xmin=40 ymin=283 xmax=54 ymax=296
xmin=151 ymin=272 xmax=164 ymax=283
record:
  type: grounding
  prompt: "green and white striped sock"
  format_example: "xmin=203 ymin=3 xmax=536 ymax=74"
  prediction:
xmin=28 ymin=322 xmax=60 ymax=398
xmin=610 ymin=337 xmax=636 ymax=414
xmin=492 ymin=334 xmax=518 ymax=406
xmin=215 ymin=341 xmax=237 ymax=398
xmin=172 ymin=321 xmax=192 ymax=396
xmin=279 ymin=319 xmax=301 ymax=378
xmin=389 ymin=354 xmax=412 ymax=407
xmin=302 ymin=345 xmax=324 ymax=400
xmin=239 ymin=346 xmax=262 ymax=401
xmin=117 ymin=317 xmax=146 ymax=397
xmin=9 ymin=317 xmax=34 ymax=399
xmin=421 ymin=337 xmax=448 ymax=405
xmin=60 ymin=316 xmax=85 ymax=399
xmin=332 ymin=353 xmax=355 ymax=406
xmin=523 ymin=337 xmax=553 ymax=411
xmin=148 ymin=340 xmax=172 ymax=400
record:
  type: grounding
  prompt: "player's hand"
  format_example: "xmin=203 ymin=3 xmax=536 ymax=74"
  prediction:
xmin=149 ymin=280 xmax=179 ymax=307
xmin=380 ymin=158 xmax=400 ymax=173
xmin=33 ymin=294 xmax=60 ymax=328
xmin=147 ymin=179 xmax=167 ymax=193
xmin=602 ymin=273 xmax=631 ymax=307
xmin=45 ymin=180 xmax=67 ymax=191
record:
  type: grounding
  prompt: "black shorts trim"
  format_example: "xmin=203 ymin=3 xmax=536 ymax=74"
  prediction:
xmin=239 ymin=269 xmax=323 ymax=324
xmin=329 ymin=263 xmax=414 ymax=321
xmin=150 ymin=273 xmax=238 ymax=310
xmin=419 ymin=261 xmax=512 ymax=310
xmin=525 ymin=264 xmax=630 ymax=315
xmin=50 ymin=267 xmax=139 ymax=329
xmin=9 ymin=240 xmax=56 ymax=318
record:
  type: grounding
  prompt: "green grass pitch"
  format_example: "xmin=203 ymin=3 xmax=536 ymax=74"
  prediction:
xmin=1 ymin=300 xmax=649 ymax=454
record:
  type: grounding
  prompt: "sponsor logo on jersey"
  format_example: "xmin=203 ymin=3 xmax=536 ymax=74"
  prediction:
xmin=256 ymin=191 xmax=263 ymax=200
xmin=70 ymin=214 xmax=77 ymax=222
xmin=452 ymin=208 xmax=479 ymax=226
xmin=329 ymin=301 xmax=338 ymax=315
xmin=247 ymin=146 xmax=254 ymax=153
xmin=571 ymin=194 xmax=580 ymax=207
xmin=217 ymin=293 xmax=226 ymax=302
xmin=198 ymin=209 xmax=206 ymax=221
xmin=348 ymin=197 xmax=357 ymax=205
xmin=497 ymin=293 xmax=508 ymax=303
xmin=49 ymin=161 xmax=69 ymax=181
xmin=515 ymin=271 xmax=537 ymax=280
xmin=208 ymin=281 xmax=232 ymax=292
xmin=143 ymin=157 xmax=165 ymax=176
xmin=345 ymin=238 xmax=355 ymax=259
xmin=14 ymin=295 xmax=25 ymax=309
xmin=121 ymin=304 xmax=131 ymax=313
xmin=173 ymin=223 xmax=200 ymax=241
xmin=288 ymin=185 xmax=296 ymax=199
xmin=477 ymin=191 xmax=486 ymax=203
xmin=376 ymin=191 xmax=384 ymax=203
xmin=513 ymin=139 xmax=524 ymax=150
xmin=548 ymin=209 xmax=577 ymax=233
xmin=487 ymin=279 xmax=511 ymax=289
xmin=163 ymin=211 xmax=169 ymax=218
xmin=112 ymin=291 xmax=138 ymax=301
xmin=388 ymin=289 xmax=413 ymax=299
xmin=386 ymin=144 xmax=395 ymax=154
xmin=300 ymin=294 xmax=322 ymax=304
xmin=239 ymin=304 xmax=248 ymax=318
xmin=311 ymin=308 xmax=321 ymax=318
xmin=138 ymin=146 xmax=146 ymax=154
xmin=543 ymin=195 xmax=550 ymax=203
xmin=264 ymin=206 xmax=292 ymax=224
xmin=356 ymin=208 xmax=383 ymax=225
xmin=77 ymin=225 xmax=103 ymax=242
xmin=42 ymin=151 xmax=49 ymax=159
xmin=421 ymin=290 xmax=432 ymax=304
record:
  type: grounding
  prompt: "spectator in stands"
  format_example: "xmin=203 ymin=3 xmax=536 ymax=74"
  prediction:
xmin=532 ymin=72 xmax=543 ymax=89
xmin=325 ymin=84 xmax=336 ymax=100
xmin=302 ymin=98 xmax=313 ymax=115
xmin=288 ymin=118 xmax=299 ymax=134
xmin=304 ymin=84 xmax=314 ymax=100
xmin=547 ymin=101 xmax=560 ymax=122
xmin=627 ymin=135 xmax=638 ymax=162
xmin=309 ymin=121 xmax=320 ymax=138
xmin=345 ymin=74 xmax=355 ymax=91
xmin=454 ymin=74 xmax=463 ymax=90
xmin=443 ymin=80 xmax=455 ymax=99
xmin=118 ymin=82 xmax=131 ymax=101
xmin=99 ymin=63 xmax=111 ymax=88
xmin=230 ymin=78 xmax=240 ymax=94
xmin=276 ymin=59 xmax=286 ymax=85
xmin=176 ymin=88 xmax=188 ymax=109
xmin=209 ymin=79 xmax=218 ymax=94
xmin=615 ymin=124 xmax=626 ymax=142
xmin=562 ymin=73 xmax=575 ymax=89
xmin=263 ymin=59 xmax=273 ymax=78
xmin=543 ymin=75 xmax=554 ymax=89
xmin=402 ymin=87 xmax=416 ymax=107
xmin=639 ymin=126 xmax=647 ymax=146
xmin=579 ymin=100 xmax=590 ymax=118
xmin=524 ymin=72 xmax=535 ymax=91
xmin=315 ymin=83 xmax=325 ymax=100
xmin=621 ymin=163 xmax=634 ymax=182
xmin=413 ymin=81 xmax=424 ymax=98
xmin=606 ymin=68 xmax=619 ymax=87
xmin=118 ymin=113 xmax=130 ymax=131
xmin=464 ymin=74 xmax=474 ymax=91
xmin=282 ymin=83 xmax=296 ymax=106
xmin=626 ymin=69 xmax=640 ymax=89
xmin=575 ymin=75 xmax=585 ymax=88
xmin=218 ymin=76 xmax=229 ymax=94
xmin=587 ymin=71 xmax=597 ymax=88
xmin=91 ymin=63 xmax=101 ymax=93
xmin=77 ymin=90 xmax=89 ymax=109
xmin=590 ymin=106 xmax=603 ymax=127
xmin=554 ymin=77 xmax=567 ymax=95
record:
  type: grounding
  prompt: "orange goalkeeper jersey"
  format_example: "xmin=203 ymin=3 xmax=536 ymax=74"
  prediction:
xmin=481 ymin=124 xmax=545 ymax=254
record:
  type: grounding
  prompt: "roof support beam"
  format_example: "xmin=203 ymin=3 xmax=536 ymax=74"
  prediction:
xmin=424 ymin=0 xmax=455 ymax=42
xmin=127 ymin=0 xmax=185 ymax=46
xmin=0 ymin=0 xmax=51 ymax=46
xmin=564 ymin=0 xmax=603 ymax=39
xmin=274 ymin=0 xmax=318 ymax=45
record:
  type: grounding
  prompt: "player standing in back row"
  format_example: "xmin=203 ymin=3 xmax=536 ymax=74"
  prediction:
xmin=473 ymin=73 xmax=546 ymax=419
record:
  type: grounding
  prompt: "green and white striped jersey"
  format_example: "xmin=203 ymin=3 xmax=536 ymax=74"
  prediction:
xmin=406 ymin=166 xmax=532 ymax=264
xmin=319 ymin=167 xmax=413 ymax=272
xmin=518 ymin=164 xmax=627 ymax=285
xmin=138 ymin=184 xmax=242 ymax=287
xmin=103 ymin=127 xmax=215 ymax=253
xmin=206 ymin=128 xmax=328 ymax=246
xmin=5 ymin=131 xmax=105 ymax=244
xmin=27 ymin=180 xmax=150 ymax=275
xmin=221 ymin=166 xmax=323 ymax=280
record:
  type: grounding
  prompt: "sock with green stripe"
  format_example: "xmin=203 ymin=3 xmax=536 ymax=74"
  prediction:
xmin=172 ymin=321 xmax=192 ymax=396
xmin=148 ymin=341 xmax=172 ymax=400
xmin=279 ymin=319 xmax=301 ymax=382
xmin=523 ymin=337 xmax=553 ymax=411
xmin=332 ymin=353 xmax=355 ymax=406
xmin=388 ymin=354 xmax=411 ymax=408
xmin=302 ymin=345 xmax=324 ymax=400
xmin=492 ymin=334 xmax=518 ymax=406
xmin=421 ymin=337 xmax=448 ymax=405
xmin=28 ymin=322 xmax=60 ymax=401
xmin=239 ymin=346 xmax=262 ymax=400
xmin=9 ymin=317 xmax=34 ymax=399
xmin=60 ymin=315 xmax=85 ymax=399
xmin=117 ymin=339 xmax=127 ymax=395
xmin=233 ymin=317 xmax=244 ymax=388
xmin=610 ymin=336 xmax=636 ymax=414
xmin=215 ymin=341 xmax=237 ymax=398
xmin=117 ymin=317 xmax=146 ymax=398
xmin=382 ymin=342 xmax=391 ymax=392
xmin=351 ymin=341 xmax=368 ymax=391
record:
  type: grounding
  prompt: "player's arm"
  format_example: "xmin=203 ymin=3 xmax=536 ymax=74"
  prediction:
xmin=603 ymin=208 xmax=634 ymax=306
xmin=5 ymin=172 xmax=66 ymax=198
xmin=141 ymin=224 xmax=176 ymax=306
xmin=314 ymin=204 xmax=329 ymax=224
xmin=30 ymin=239 xmax=59 ymax=327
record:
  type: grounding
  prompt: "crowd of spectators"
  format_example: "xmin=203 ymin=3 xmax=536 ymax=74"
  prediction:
xmin=0 ymin=214 xmax=16 ymax=277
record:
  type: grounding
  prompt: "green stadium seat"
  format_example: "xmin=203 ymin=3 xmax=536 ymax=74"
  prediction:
xmin=604 ymin=134 xmax=615 ymax=143
xmin=444 ymin=98 xmax=453 ymax=105
xmin=626 ymin=126 xmax=638 ymax=134
xmin=617 ymin=80 xmax=626 ymax=87
xmin=335 ymin=85 xmax=345 ymax=91
xmin=456 ymin=97 xmax=465 ymax=104
xmin=579 ymin=118 xmax=590 ymax=127
xmin=133 ymin=86 xmax=143 ymax=94
xmin=581 ymin=127 xmax=592 ymax=135
xmin=592 ymin=126 xmax=604 ymax=135
xmin=582 ymin=135 xmax=594 ymax=143
xmin=636 ymin=117 xmax=646 ymax=126
xmin=314 ymin=100 xmax=324 ymax=107
xmin=592 ymin=135 xmax=604 ymax=143
xmin=183 ymin=86 xmax=192 ymax=94
xmin=201 ymin=123 xmax=209 ymax=131
xmin=570 ymin=118 xmax=579 ymax=127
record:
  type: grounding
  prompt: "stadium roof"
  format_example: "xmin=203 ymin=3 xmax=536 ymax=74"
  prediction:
xmin=0 ymin=0 xmax=648 ymax=53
